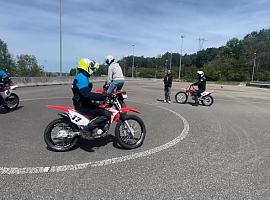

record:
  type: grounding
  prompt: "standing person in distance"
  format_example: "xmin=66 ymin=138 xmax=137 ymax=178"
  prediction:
xmin=105 ymin=55 xmax=125 ymax=94
xmin=163 ymin=69 xmax=173 ymax=104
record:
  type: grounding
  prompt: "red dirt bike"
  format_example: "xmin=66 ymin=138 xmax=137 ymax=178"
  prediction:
xmin=175 ymin=85 xmax=214 ymax=106
xmin=95 ymin=82 xmax=127 ymax=108
xmin=44 ymin=94 xmax=146 ymax=152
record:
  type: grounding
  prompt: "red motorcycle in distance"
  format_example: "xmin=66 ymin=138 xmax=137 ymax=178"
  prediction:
xmin=44 ymin=94 xmax=146 ymax=152
xmin=95 ymin=82 xmax=127 ymax=108
xmin=175 ymin=85 xmax=214 ymax=106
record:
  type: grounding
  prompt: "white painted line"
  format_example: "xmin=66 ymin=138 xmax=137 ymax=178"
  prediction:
xmin=0 ymin=105 xmax=189 ymax=175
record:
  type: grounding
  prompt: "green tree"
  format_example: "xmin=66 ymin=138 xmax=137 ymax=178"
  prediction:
xmin=16 ymin=55 xmax=43 ymax=77
xmin=69 ymin=68 xmax=77 ymax=76
xmin=0 ymin=39 xmax=16 ymax=75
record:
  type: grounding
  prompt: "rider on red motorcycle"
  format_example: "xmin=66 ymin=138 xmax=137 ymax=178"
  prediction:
xmin=191 ymin=70 xmax=207 ymax=106
xmin=72 ymin=58 xmax=111 ymax=134
xmin=0 ymin=69 xmax=11 ymax=106
xmin=105 ymin=55 xmax=125 ymax=94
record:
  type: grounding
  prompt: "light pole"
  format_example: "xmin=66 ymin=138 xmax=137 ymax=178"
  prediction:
xmin=59 ymin=0 xmax=63 ymax=76
xmin=155 ymin=65 xmax=157 ymax=79
xmin=251 ymin=52 xmax=256 ymax=81
xmin=132 ymin=44 xmax=135 ymax=78
xmin=169 ymin=52 xmax=172 ymax=69
xmin=179 ymin=35 xmax=184 ymax=81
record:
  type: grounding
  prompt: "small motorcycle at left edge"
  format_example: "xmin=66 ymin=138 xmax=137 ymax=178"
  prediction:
xmin=0 ymin=85 xmax=20 ymax=111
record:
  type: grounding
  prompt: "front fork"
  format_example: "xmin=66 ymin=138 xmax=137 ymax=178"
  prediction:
xmin=118 ymin=112 xmax=135 ymax=138
xmin=124 ymin=120 xmax=135 ymax=138
xmin=115 ymin=99 xmax=135 ymax=138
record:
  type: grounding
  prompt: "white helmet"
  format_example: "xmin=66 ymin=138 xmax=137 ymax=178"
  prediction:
xmin=197 ymin=70 xmax=204 ymax=77
xmin=105 ymin=55 xmax=115 ymax=65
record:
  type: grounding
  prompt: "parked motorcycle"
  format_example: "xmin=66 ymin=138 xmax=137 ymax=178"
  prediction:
xmin=0 ymin=85 xmax=20 ymax=111
xmin=95 ymin=82 xmax=127 ymax=108
xmin=44 ymin=94 xmax=146 ymax=152
xmin=175 ymin=85 xmax=214 ymax=106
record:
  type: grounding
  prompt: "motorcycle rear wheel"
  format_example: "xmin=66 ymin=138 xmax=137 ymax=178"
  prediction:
xmin=115 ymin=114 xmax=146 ymax=149
xmin=4 ymin=93 xmax=19 ymax=110
xmin=44 ymin=118 xmax=80 ymax=152
xmin=201 ymin=95 xmax=214 ymax=106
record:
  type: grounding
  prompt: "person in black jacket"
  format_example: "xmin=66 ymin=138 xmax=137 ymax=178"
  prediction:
xmin=163 ymin=69 xmax=173 ymax=103
xmin=192 ymin=70 xmax=206 ymax=106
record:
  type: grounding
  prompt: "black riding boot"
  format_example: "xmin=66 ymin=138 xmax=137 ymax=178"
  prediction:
xmin=87 ymin=116 xmax=108 ymax=131
xmin=193 ymin=95 xmax=199 ymax=106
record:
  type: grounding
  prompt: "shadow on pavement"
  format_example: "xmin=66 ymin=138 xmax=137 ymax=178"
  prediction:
xmin=0 ymin=106 xmax=24 ymax=114
xmin=79 ymin=135 xmax=119 ymax=152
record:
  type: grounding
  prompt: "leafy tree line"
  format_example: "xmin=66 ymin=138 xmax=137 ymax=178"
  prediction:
xmin=115 ymin=28 xmax=270 ymax=82
xmin=0 ymin=39 xmax=44 ymax=77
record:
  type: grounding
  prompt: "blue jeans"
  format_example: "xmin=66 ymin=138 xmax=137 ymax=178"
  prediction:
xmin=107 ymin=80 xmax=124 ymax=93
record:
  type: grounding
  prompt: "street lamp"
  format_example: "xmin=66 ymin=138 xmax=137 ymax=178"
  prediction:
xmin=131 ymin=44 xmax=135 ymax=78
xmin=169 ymin=52 xmax=172 ymax=69
xmin=179 ymin=35 xmax=184 ymax=81
xmin=59 ymin=0 xmax=63 ymax=76
xmin=251 ymin=52 xmax=256 ymax=81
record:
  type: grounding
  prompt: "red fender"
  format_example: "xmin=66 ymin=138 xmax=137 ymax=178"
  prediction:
xmin=120 ymin=107 xmax=140 ymax=114
xmin=95 ymin=89 xmax=105 ymax=93
xmin=47 ymin=105 xmax=74 ymax=112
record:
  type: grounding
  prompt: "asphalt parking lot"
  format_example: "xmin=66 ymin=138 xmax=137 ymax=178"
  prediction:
xmin=0 ymin=80 xmax=269 ymax=199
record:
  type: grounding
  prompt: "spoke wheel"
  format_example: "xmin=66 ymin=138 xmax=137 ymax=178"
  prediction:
xmin=4 ymin=93 xmax=19 ymax=110
xmin=44 ymin=119 xmax=80 ymax=152
xmin=201 ymin=95 xmax=214 ymax=106
xmin=175 ymin=92 xmax=188 ymax=104
xmin=115 ymin=114 xmax=146 ymax=149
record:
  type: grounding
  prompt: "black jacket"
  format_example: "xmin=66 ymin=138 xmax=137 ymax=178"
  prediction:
xmin=193 ymin=76 xmax=206 ymax=90
xmin=163 ymin=74 xmax=173 ymax=88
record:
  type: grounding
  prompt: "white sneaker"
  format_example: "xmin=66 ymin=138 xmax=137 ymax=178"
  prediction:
xmin=168 ymin=101 xmax=171 ymax=104
xmin=164 ymin=100 xmax=167 ymax=103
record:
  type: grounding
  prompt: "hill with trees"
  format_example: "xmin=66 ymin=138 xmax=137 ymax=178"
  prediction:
xmin=117 ymin=28 xmax=270 ymax=82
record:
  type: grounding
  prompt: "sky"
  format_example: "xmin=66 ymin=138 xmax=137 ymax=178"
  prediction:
xmin=0 ymin=0 xmax=270 ymax=72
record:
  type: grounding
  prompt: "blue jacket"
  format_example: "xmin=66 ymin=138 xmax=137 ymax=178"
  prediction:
xmin=72 ymin=70 xmax=106 ymax=107
xmin=0 ymin=70 xmax=9 ymax=84
xmin=0 ymin=70 xmax=8 ymax=78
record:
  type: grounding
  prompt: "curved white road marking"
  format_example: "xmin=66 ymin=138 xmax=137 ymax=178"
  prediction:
xmin=0 ymin=101 xmax=189 ymax=175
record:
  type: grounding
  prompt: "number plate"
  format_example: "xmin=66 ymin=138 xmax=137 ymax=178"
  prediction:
xmin=122 ymin=94 xmax=128 ymax=99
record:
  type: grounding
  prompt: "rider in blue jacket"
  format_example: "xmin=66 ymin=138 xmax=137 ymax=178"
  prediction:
xmin=72 ymin=59 xmax=111 ymax=134
xmin=0 ymin=69 xmax=10 ymax=105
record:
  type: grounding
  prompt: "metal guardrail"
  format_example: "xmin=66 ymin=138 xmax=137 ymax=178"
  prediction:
xmin=10 ymin=76 xmax=158 ymax=87
xmin=246 ymin=81 xmax=270 ymax=88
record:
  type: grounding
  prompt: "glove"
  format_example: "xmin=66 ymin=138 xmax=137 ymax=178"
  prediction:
xmin=106 ymin=93 xmax=116 ymax=99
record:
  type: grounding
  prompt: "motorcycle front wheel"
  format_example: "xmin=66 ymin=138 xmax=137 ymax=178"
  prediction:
xmin=115 ymin=114 xmax=146 ymax=149
xmin=175 ymin=92 xmax=188 ymax=104
xmin=44 ymin=118 xmax=80 ymax=152
xmin=4 ymin=93 xmax=19 ymax=110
